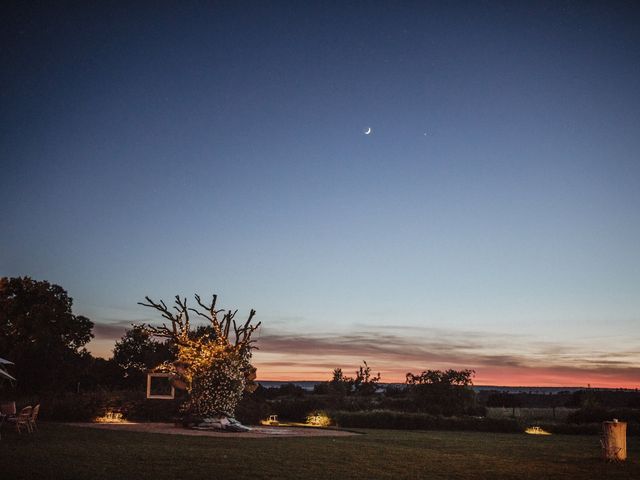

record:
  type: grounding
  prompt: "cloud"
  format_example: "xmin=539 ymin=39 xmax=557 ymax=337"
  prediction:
xmin=90 ymin=315 xmax=180 ymax=341
xmin=91 ymin=320 xmax=137 ymax=340
xmin=87 ymin=318 xmax=640 ymax=387
xmin=253 ymin=326 xmax=640 ymax=386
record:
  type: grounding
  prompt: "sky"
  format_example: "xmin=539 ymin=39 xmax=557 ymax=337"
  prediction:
xmin=2 ymin=1 xmax=639 ymax=387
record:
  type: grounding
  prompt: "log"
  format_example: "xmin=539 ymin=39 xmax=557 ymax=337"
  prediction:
xmin=601 ymin=420 xmax=627 ymax=461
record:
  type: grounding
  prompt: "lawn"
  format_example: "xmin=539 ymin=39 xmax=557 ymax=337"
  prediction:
xmin=1 ymin=423 xmax=638 ymax=479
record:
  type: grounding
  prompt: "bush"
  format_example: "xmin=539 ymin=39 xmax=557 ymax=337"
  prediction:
xmin=330 ymin=410 xmax=522 ymax=433
xmin=10 ymin=389 xmax=288 ymax=424
xmin=40 ymin=392 xmax=105 ymax=422
xmin=307 ymin=410 xmax=332 ymax=426
xmin=10 ymin=390 xmax=183 ymax=422
xmin=235 ymin=395 xmax=271 ymax=425
xmin=270 ymin=398 xmax=332 ymax=422
xmin=535 ymin=422 xmax=639 ymax=436
xmin=566 ymin=407 xmax=640 ymax=425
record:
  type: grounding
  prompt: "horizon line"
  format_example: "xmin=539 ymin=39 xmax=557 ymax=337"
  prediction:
xmin=255 ymin=379 xmax=637 ymax=390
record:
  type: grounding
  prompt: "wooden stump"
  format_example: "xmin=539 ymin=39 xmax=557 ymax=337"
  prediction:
xmin=601 ymin=421 xmax=627 ymax=461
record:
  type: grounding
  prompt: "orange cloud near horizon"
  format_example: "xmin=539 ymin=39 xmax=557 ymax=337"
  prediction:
xmin=252 ymin=359 xmax=640 ymax=389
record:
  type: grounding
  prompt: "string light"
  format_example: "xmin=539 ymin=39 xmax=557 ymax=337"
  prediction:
xmin=141 ymin=295 xmax=259 ymax=418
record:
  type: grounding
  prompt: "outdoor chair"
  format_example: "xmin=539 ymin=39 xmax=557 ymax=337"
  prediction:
xmin=29 ymin=404 xmax=40 ymax=432
xmin=8 ymin=406 xmax=32 ymax=434
xmin=0 ymin=401 xmax=16 ymax=417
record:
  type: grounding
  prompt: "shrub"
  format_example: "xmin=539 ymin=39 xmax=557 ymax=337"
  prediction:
xmin=567 ymin=407 xmax=640 ymax=425
xmin=235 ymin=395 xmax=271 ymax=425
xmin=270 ymin=398 xmax=332 ymax=422
xmin=41 ymin=393 xmax=104 ymax=422
xmin=534 ymin=422 xmax=639 ymax=436
xmin=307 ymin=410 xmax=332 ymax=426
xmin=330 ymin=410 xmax=522 ymax=433
xmin=10 ymin=390 xmax=183 ymax=422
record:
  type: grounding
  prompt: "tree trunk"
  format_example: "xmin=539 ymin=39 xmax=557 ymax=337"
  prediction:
xmin=601 ymin=421 xmax=626 ymax=461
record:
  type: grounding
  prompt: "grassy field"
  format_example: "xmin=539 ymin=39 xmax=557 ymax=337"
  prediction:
xmin=1 ymin=423 xmax=638 ymax=479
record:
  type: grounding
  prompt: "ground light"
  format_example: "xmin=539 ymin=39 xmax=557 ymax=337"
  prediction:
xmin=306 ymin=411 xmax=331 ymax=427
xmin=525 ymin=426 xmax=552 ymax=435
xmin=94 ymin=410 xmax=127 ymax=423
xmin=260 ymin=415 xmax=280 ymax=426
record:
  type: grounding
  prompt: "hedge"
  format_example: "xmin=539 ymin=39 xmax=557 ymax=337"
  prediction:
xmin=330 ymin=410 xmax=522 ymax=433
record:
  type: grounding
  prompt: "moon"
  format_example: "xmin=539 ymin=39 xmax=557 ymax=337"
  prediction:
xmin=363 ymin=127 xmax=372 ymax=135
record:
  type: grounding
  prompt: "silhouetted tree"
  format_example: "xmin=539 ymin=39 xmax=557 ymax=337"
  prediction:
xmin=328 ymin=367 xmax=351 ymax=396
xmin=112 ymin=325 xmax=174 ymax=388
xmin=405 ymin=369 xmax=476 ymax=415
xmin=0 ymin=277 xmax=94 ymax=393
xmin=79 ymin=357 xmax=123 ymax=391
xmin=318 ymin=362 xmax=381 ymax=397
xmin=353 ymin=361 xmax=381 ymax=395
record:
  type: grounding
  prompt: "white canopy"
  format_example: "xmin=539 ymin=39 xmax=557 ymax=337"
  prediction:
xmin=0 ymin=357 xmax=14 ymax=365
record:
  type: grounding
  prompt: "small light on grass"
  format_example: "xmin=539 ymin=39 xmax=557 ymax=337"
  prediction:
xmin=260 ymin=415 xmax=280 ymax=426
xmin=525 ymin=426 xmax=551 ymax=435
xmin=94 ymin=410 xmax=125 ymax=423
xmin=306 ymin=411 xmax=331 ymax=427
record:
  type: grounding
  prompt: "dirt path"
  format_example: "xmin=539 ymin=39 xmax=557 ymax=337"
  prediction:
xmin=67 ymin=422 xmax=358 ymax=438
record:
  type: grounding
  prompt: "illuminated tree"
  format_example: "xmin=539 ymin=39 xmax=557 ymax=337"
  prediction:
xmin=139 ymin=294 xmax=260 ymax=418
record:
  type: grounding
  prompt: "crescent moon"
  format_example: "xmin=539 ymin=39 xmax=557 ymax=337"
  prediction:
xmin=364 ymin=127 xmax=372 ymax=135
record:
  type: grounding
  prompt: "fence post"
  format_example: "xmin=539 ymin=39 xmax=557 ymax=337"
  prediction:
xmin=601 ymin=420 xmax=626 ymax=461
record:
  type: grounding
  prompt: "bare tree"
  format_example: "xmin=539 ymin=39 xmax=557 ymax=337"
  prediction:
xmin=139 ymin=294 xmax=260 ymax=350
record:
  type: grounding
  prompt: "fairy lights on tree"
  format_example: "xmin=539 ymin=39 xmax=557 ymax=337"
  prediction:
xmin=139 ymin=294 xmax=260 ymax=418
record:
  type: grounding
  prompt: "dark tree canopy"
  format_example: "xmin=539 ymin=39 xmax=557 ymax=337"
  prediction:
xmin=315 ymin=362 xmax=381 ymax=396
xmin=405 ymin=369 xmax=476 ymax=415
xmin=0 ymin=277 xmax=94 ymax=393
xmin=112 ymin=325 xmax=175 ymax=387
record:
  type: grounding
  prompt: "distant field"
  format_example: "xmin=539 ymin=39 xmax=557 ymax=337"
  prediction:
xmin=487 ymin=407 xmax=578 ymax=422
xmin=1 ymin=423 xmax=639 ymax=479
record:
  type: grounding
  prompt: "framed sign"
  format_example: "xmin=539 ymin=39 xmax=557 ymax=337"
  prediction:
xmin=146 ymin=373 xmax=175 ymax=399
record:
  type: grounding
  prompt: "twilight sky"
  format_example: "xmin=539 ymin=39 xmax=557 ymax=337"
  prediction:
xmin=2 ymin=1 xmax=639 ymax=387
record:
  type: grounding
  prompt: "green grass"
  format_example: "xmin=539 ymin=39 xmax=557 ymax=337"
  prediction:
xmin=1 ymin=423 xmax=638 ymax=479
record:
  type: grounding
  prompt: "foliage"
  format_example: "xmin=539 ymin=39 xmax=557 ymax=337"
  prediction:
xmin=486 ymin=393 xmax=522 ymax=408
xmin=0 ymin=276 xmax=94 ymax=393
xmin=234 ymin=392 xmax=271 ymax=425
xmin=307 ymin=410 xmax=332 ymax=426
xmin=112 ymin=325 xmax=175 ymax=387
xmin=406 ymin=368 xmax=475 ymax=387
xmin=541 ymin=421 xmax=640 ymax=436
xmin=77 ymin=357 xmax=125 ymax=391
xmin=327 ymin=368 xmax=351 ymax=396
xmin=139 ymin=293 xmax=260 ymax=417
xmin=330 ymin=409 xmax=522 ymax=432
xmin=271 ymin=397 xmax=332 ymax=422
xmin=405 ymin=368 xmax=477 ymax=415
xmin=567 ymin=407 xmax=640 ymax=425
xmin=315 ymin=362 xmax=381 ymax=397
xmin=265 ymin=382 xmax=306 ymax=398
xmin=352 ymin=361 xmax=381 ymax=395
xmin=11 ymin=390 xmax=183 ymax=422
